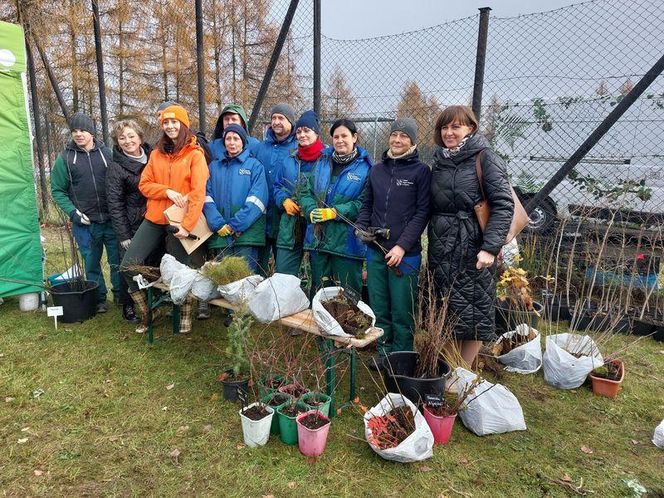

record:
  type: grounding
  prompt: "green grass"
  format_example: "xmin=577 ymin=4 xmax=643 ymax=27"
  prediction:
xmin=1 ymin=229 xmax=663 ymax=497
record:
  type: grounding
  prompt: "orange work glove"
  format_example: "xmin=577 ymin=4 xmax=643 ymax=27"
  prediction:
xmin=283 ymin=198 xmax=301 ymax=216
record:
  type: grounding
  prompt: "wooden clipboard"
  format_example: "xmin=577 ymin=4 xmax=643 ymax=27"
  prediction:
xmin=164 ymin=204 xmax=213 ymax=254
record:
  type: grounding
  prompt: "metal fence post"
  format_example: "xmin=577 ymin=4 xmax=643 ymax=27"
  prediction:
xmin=471 ymin=7 xmax=491 ymax=121
xmin=248 ymin=0 xmax=300 ymax=134
xmin=195 ymin=0 xmax=206 ymax=135
xmin=91 ymin=0 xmax=108 ymax=144
xmin=313 ymin=0 xmax=321 ymax=117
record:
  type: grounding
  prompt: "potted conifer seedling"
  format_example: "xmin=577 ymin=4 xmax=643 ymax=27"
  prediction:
xmin=220 ymin=307 xmax=253 ymax=402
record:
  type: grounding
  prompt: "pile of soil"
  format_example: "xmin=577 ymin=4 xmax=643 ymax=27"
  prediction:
xmin=366 ymin=405 xmax=415 ymax=450
xmin=241 ymin=404 xmax=270 ymax=420
xmin=280 ymin=384 xmax=308 ymax=398
xmin=322 ymin=295 xmax=371 ymax=337
xmin=265 ymin=393 xmax=290 ymax=407
xmin=493 ymin=328 xmax=536 ymax=356
xmin=280 ymin=403 xmax=305 ymax=418
xmin=299 ymin=412 xmax=329 ymax=430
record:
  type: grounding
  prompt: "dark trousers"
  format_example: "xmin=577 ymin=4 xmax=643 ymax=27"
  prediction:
xmin=257 ymin=237 xmax=277 ymax=277
xmin=121 ymin=220 xmax=191 ymax=292
xmin=72 ymin=221 xmax=120 ymax=303
xmin=309 ymin=251 xmax=363 ymax=298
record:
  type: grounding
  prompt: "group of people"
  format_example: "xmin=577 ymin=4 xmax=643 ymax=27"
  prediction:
xmin=51 ymin=101 xmax=514 ymax=366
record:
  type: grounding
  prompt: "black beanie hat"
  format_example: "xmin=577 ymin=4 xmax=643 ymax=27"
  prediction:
xmin=69 ymin=112 xmax=96 ymax=135
xmin=223 ymin=123 xmax=248 ymax=148
xmin=295 ymin=110 xmax=320 ymax=136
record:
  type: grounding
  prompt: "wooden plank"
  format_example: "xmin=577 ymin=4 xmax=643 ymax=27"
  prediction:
xmin=154 ymin=282 xmax=383 ymax=349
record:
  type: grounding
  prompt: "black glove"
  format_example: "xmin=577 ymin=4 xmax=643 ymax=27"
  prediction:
xmin=355 ymin=228 xmax=376 ymax=243
xmin=69 ymin=209 xmax=91 ymax=225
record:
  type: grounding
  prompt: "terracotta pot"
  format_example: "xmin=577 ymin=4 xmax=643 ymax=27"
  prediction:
xmin=589 ymin=359 xmax=624 ymax=398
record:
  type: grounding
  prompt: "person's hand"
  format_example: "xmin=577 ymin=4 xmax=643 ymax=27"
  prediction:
xmin=355 ymin=228 xmax=376 ymax=243
xmin=174 ymin=226 xmax=190 ymax=239
xmin=70 ymin=209 xmax=91 ymax=225
xmin=476 ymin=249 xmax=495 ymax=270
xmin=166 ymin=189 xmax=188 ymax=208
xmin=310 ymin=208 xmax=336 ymax=223
xmin=217 ymin=224 xmax=233 ymax=237
xmin=283 ymin=198 xmax=300 ymax=216
xmin=120 ymin=239 xmax=131 ymax=250
xmin=385 ymin=245 xmax=405 ymax=267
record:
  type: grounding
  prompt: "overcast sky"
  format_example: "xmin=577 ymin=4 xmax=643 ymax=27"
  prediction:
xmin=322 ymin=0 xmax=580 ymax=38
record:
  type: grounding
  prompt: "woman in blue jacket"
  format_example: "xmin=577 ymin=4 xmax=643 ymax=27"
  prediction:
xmin=273 ymin=110 xmax=327 ymax=276
xmin=355 ymin=118 xmax=431 ymax=361
xmin=203 ymin=124 xmax=268 ymax=271
xmin=299 ymin=118 xmax=372 ymax=295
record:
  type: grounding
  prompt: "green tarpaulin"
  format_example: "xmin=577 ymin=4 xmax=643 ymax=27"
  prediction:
xmin=0 ymin=21 xmax=43 ymax=298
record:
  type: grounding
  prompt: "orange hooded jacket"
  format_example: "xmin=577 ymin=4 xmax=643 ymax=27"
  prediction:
xmin=139 ymin=138 xmax=209 ymax=232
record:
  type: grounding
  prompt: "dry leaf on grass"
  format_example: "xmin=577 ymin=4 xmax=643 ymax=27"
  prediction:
xmin=236 ymin=443 xmax=246 ymax=450
xmin=203 ymin=424 xmax=213 ymax=433
xmin=18 ymin=438 xmax=28 ymax=444
xmin=166 ymin=383 xmax=175 ymax=391
xmin=580 ymin=445 xmax=594 ymax=454
xmin=209 ymin=393 xmax=219 ymax=402
xmin=262 ymin=495 xmax=275 ymax=498
xmin=177 ymin=425 xmax=190 ymax=434
xmin=34 ymin=470 xmax=44 ymax=477
xmin=161 ymin=406 xmax=168 ymax=411
xmin=418 ymin=465 xmax=433 ymax=472
xmin=287 ymin=482 xmax=297 ymax=489
xmin=561 ymin=474 xmax=573 ymax=483
xmin=459 ymin=457 xmax=470 ymax=465
xmin=169 ymin=448 xmax=181 ymax=464
xmin=5 ymin=397 xmax=15 ymax=402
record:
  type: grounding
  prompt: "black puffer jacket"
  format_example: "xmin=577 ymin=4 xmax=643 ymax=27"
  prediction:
xmin=427 ymin=133 xmax=514 ymax=341
xmin=106 ymin=144 xmax=152 ymax=242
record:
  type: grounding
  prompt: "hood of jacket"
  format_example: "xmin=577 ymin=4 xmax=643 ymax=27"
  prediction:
xmin=112 ymin=143 xmax=152 ymax=175
xmin=212 ymin=104 xmax=250 ymax=141
xmin=381 ymin=146 xmax=421 ymax=167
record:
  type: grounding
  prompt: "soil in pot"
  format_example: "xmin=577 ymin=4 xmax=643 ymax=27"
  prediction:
xmin=366 ymin=405 xmax=415 ymax=450
xmin=241 ymin=404 xmax=270 ymax=420
xmin=590 ymin=359 xmax=625 ymax=398
xmin=321 ymin=293 xmax=371 ymax=338
xmin=264 ymin=392 xmax=291 ymax=407
xmin=592 ymin=361 xmax=622 ymax=381
xmin=279 ymin=403 xmax=302 ymax=418
xmin=424 ymin=403 xmax=456 ymax=418
xmin=299 ymin=412 xmax=329 ymax=430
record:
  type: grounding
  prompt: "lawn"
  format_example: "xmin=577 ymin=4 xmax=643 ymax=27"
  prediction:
xmin=1 ymin=228 xmax=663 ymax=497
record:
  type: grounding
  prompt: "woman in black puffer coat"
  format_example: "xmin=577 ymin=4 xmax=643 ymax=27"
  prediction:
xmin=428 ymin=106 xmax=514 ymax=367
xmin=106 ymin=119 xmax=156 ymax=323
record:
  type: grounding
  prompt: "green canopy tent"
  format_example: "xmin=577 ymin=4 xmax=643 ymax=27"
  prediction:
xmin=0 ymin=21 xmax=43 ymax=298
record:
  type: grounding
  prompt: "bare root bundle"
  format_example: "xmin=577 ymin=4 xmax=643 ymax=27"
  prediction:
xmin=122 ymin=264 xmax=161 ymax=281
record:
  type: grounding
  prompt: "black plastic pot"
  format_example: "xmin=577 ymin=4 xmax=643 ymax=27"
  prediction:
xmin=49 ymin=280 xmax=98 ymax=323
xmin=631 ymin=317 xmax=656 ymax=337
xmin=222 ymin=377 xmax=249 ymax=402
xmin=496 ymin=301 xmax=543 ymax=334
xmin=650 ymin=322 xmax=664 ymax=342
xmin=381 ymin=351 xmax=450 ymax=405
xmin=575 ymin=309 xmax=631 ymax=334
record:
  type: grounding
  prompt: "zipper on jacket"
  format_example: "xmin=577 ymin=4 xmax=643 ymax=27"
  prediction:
xmin=87 ymin=150 xmax=103 ymax=221
xmin=383 ymin=162 xmax=394 ymax=228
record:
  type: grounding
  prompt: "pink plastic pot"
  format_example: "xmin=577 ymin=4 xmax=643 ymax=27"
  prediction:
xmin=423 ymin=406 xmax=457 ymax=445
xmin=296 ymin=410 xmax=331 ymax=457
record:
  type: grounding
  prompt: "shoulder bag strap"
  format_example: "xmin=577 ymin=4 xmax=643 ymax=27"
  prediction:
xmin=475 ymin=150 xmax=487 ymax=201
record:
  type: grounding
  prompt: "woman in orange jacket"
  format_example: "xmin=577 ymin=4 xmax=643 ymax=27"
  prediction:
xmin=121 ymin=105 xmax=209 ymax=334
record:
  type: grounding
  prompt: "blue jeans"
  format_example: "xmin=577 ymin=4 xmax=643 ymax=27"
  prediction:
xmin=72 ymin=221 xmax=120 ymax=303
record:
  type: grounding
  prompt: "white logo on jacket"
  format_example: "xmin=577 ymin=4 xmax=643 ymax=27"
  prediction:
xmin=238 ymin=168 xmax=251 ymax=176
xmin=346 ymin=172 xmax=361 ymax=182
xmin=396 ymin=179 xmax=413 ymax=187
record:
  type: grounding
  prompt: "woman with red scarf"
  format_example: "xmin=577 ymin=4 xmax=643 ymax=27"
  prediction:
xmin=273 ymin=110 xmax=327 ymax=275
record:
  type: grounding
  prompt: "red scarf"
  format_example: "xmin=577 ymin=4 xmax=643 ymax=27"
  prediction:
xmin=298 ymin=139 xmax=324 ymax=162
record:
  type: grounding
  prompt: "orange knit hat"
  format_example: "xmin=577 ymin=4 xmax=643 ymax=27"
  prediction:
xmin=160 ymin=105 xmax=190 ymax=129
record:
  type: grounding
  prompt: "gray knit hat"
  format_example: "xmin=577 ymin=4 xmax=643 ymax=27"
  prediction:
xmin=270 ymin=103 xmax=296 ymax=126
xmin=69 ymin=112 xmax=96 ymax=135
xmin=390 ymin=118 xmax=417 ymax=144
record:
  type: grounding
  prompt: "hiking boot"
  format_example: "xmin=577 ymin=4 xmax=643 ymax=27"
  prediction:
xmin=196 ymin=300 xmax=211 ymax=320
xmin=96 ymin=302 xmax=109 ymax=313
xmin=123 ymin=304 xmax=140 ymax=324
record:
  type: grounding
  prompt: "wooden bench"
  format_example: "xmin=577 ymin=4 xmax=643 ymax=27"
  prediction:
xmin=145 ymin=281 xmax=383 ymax=414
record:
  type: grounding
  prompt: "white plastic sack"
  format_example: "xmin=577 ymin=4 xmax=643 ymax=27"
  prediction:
xmin=247 ymin=273 xmax=309 ymax=323
xmin=312 ymin=286 xmax=376 ymax=338
xmin=218 ymin=275 xmax=264 ymax=305
xmin=364 ymin=393 xmax=433 ymax=463
xmin=160 ymin=254 xmax=185 ymax=285
xmin=495 ymin=324 xmax=542 ymax=374
xmin=191 ymin=273 xmax=221 ymax=301
xmin=450 ymin=368 xmax=527 ymax=436
xmin=653 ymin=420 xmax=664 ymax=449
xmin=169 ymin=267 xmax=198 ymax=304
xmin=543 ymin=333 xmax=604 ymax=389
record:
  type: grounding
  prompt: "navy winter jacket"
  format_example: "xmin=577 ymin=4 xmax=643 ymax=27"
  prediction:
xmin=356 ymin=148 xmax=431 ymax=256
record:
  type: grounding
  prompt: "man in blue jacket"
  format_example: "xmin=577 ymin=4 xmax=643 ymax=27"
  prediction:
xmin=355 ymin=118 xmax=431 ymax=363
xmin=252 ymin=103 xmax=298 ymax=276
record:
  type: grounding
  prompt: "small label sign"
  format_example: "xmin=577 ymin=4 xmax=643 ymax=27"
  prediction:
xmin=344 ymin=286 xmax=361 ymax=306
xmin=425 ymin=394 xmax=444 ymax=408
xmin=47 ymin=306 xmax=63 ymax=317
